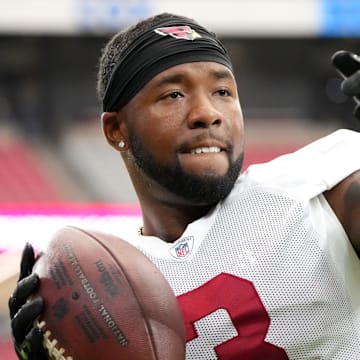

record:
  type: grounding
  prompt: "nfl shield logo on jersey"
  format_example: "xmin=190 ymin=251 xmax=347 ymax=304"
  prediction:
xmin=154 ymin=26 xmax=201 ymax=40
xmin=176 ymin=243 xmax=189 ymax=257
xmin=170 ymin=236 xmax=194 ymax=259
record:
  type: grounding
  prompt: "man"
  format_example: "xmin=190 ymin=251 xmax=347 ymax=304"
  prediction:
xmin=8 ymin=12 xmax=360 ymax=359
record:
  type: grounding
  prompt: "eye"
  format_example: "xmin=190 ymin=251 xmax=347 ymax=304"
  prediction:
xmin=216 ymin=89 xmax=231 ymax=96
xmin=167 ymin=91 xmax=183 ymax=99
xmin=160 ymin=90 xmax=184 ymax=100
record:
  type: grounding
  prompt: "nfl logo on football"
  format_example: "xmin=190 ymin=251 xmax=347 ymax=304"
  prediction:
xmin=170 ymin=236 xmax=194 ymax=259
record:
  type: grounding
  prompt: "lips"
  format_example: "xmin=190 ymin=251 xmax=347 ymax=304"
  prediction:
xmin=177 ymin=138 xmax=231 ymax=175
xmin=190 ymin=146 xmax=222 ymax=154
xmin=179 ymin=138 xmax=228 ymax=155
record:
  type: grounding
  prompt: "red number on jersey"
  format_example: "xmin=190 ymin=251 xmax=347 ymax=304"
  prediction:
xmin=177 ymin=273 xmax=289 ymax=359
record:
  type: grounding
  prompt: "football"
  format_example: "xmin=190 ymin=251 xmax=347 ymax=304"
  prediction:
xmin=32 ymin=226 xmax=185 ymax=360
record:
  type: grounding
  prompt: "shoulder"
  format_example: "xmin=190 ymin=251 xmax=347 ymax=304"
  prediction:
xmin=234 ymin=129 xmax=360 ymax=201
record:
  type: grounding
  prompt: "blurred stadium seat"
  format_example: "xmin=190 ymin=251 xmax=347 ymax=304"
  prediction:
xmin=0 ymin=125 xmax=92 ymax=203
xmin=0 ymin=128 xmax=61 ymax=202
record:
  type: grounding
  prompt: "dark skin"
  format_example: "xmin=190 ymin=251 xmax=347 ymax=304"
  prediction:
xmin=102 ymin=61 xmax=360 ymax=258
xmin=324 ymin=170 xmax=360 ymax=257
xmin=102 ymin=61 xmax=243 ymax=241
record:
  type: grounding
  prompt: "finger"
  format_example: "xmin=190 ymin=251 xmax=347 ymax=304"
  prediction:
xmin=19 ymin=243 xmax=36 ymax=281
xmin=332 ymin=50 xmax=360 ymax=78
xmin=341 ymin=70 xmax=360 ymax=96
xmin=9 ymin=274 xmax=40 ymax=318
xmin=25 ymin=326 xmax=48 ymax=360
xmin=16 ymin=326 xmax=47 ymax=360
xmin=11 ymin=297 xmax=44 ymax=343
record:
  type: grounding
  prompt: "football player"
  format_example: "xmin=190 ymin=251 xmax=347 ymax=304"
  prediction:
xmin=8 ymin=12 xmax=360 ymax=359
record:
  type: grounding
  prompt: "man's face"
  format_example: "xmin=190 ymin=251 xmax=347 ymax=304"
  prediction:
xmin=121 ymin=61 xmax=245 ymax=205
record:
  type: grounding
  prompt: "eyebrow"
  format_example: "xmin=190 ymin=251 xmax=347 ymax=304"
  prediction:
xmin=211 ymin=69 xmax=233 ymax=80
xmin=153 ymin=74 xmax=185 ymax=88
xmin=153 ymin=68 xmax=233 ymax=88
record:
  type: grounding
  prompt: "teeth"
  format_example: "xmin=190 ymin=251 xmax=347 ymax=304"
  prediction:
xmin=190 ymin=146 xmax=221 ymax=154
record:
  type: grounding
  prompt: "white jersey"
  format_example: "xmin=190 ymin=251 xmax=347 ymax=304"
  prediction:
xmin=124 ymin=129 xmax=360 ymax=359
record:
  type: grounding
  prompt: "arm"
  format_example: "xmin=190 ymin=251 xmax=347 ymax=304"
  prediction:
xmin=324 ymin=170 xmax=360 ymax=258
xmin=327 ymin=51 xmax=360 ymax=257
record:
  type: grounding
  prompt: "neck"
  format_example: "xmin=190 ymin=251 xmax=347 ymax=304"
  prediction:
xmin=139 ymin=198 xmax=214 ymax=242
xmin=126 ymin=159 xmax=218 ymax=242
xmin=125 ymin=157 xmax=221 ymax=243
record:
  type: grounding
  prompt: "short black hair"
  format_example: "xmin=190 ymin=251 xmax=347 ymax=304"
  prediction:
xmin=96 ymin=12 xmax=198 ymax=103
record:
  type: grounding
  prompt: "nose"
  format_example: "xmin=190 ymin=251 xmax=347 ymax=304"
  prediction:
xmin=187 ymin=94 xmax=223 ymax=129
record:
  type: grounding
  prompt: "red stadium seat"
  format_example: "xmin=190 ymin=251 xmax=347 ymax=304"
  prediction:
xmin=0 ymin=136 xmax=62 ymax=202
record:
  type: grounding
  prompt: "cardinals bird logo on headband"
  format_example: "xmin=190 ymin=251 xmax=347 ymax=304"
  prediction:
xmin=154 ymin=25 xmax=201 ymax=40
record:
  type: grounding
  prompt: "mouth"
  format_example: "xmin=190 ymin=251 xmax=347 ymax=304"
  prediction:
xmin=189 ymin=146 xmax=222 ymax=154
xmin=178 ymin=141 xmax=230 ymax=175
xmin=180 ymin=138 xmax=228 ymax=155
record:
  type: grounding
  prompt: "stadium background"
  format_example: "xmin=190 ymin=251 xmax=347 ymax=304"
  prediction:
xmin=0 ymin=0 xmax=359 ymax=358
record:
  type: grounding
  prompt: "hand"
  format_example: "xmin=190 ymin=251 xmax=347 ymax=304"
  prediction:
xmin=8 ymin=243 xmax=49 ymax=360
xmin=332 ymin=50 xmax=360 ymax=120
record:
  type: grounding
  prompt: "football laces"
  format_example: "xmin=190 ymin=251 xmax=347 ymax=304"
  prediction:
xmin=35 ymin=319 xmax=73 ymax=360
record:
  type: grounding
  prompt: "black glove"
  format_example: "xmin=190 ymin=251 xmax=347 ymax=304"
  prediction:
xmin=8 ymin=243 xmax=49 ymax=360
xmin=332 ymin=50 xmax=360 ymax=120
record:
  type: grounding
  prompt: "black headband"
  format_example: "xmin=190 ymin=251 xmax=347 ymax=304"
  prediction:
xmin=102 ymin=20 xmax=233 ymax=112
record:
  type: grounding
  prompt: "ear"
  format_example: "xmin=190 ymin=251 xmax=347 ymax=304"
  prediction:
xmin=101 ymin=112 xmax=128 ymax=151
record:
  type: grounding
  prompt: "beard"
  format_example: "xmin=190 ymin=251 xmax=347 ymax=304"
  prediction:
xmin=128 ymin=131 xmax=244 ymax=205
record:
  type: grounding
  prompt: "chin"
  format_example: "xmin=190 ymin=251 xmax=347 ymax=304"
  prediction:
xmin=167 ymin=171 xmax=238 ymax=205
